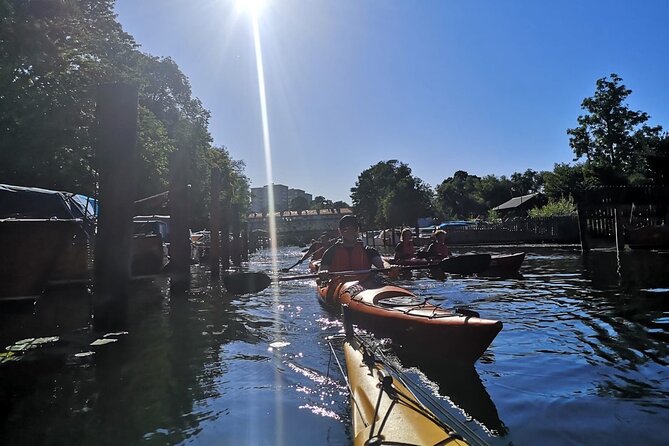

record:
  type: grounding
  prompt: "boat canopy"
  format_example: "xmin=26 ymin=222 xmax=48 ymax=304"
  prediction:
xmin=0 ymin=184 xmax=75 ymax=219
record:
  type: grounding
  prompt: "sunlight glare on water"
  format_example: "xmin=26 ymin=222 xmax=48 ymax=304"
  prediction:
xmin=247 ymin=5 xmax=285 ymax=444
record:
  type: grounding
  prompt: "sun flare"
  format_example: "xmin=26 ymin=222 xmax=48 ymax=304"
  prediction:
xmin=235 ymin=0 xmax=267 ymax=17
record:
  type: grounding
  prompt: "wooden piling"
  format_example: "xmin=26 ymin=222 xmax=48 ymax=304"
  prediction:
xmin=576 ymin=204 xmax=591 ymax=253
xmin=241 ymin=221 xmax=249 ymax=262
xmin=93 ymin=83 xmax=138 ymax=328
xmin=209 ymin=167 xmax=221 ymax=277
xmin=169 ymin=149 xmax=191 ymax=291
xmin=221 ymin=197 xmax=231 ymax=270
xmin=230 ymin=204 xmax=241 ymax=267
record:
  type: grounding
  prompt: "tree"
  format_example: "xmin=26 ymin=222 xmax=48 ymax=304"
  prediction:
xmin=310 ymin=196 xmax=332 ymax=210
xmin=350 ymin=160 xmax=433 ymax=228
xmin=290 ymin=196 xmax=308 ymax=212
xmin=332 ymin=200 xmax=350 ymax=209
xmin=542 ymin=163 xmax=586 ymax=201
xmin=567 ymin=74 xmax=663 ymax=185
xmin=510 ymin=169 xmax=544 ymax=196
xmin=435 ymin=171 xmax=485 ymax=219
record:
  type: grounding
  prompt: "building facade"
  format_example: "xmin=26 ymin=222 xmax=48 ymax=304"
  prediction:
xmin=250 ymin=184 xmax=313 ymax=213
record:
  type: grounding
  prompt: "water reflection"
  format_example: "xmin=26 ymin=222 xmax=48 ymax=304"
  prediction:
xmin=1 ymin=247 xmax=668 ymax=444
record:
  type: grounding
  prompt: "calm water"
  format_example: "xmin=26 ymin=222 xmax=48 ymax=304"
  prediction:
xmin=1 ymin=246 xmax=668 ymax=445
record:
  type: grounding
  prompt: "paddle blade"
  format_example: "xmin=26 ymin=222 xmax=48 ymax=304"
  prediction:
xmin=439 ymin=254 xmax=491 ymax=275
xmin=223 ymin=272 xmax=272 ymax=294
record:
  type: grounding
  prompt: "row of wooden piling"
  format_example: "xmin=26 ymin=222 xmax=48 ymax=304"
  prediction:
xmin=93 ymin=83 xmax=246 ymax=329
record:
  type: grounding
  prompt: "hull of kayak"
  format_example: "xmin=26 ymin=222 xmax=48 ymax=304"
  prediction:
xmin=344 ymin=335 xmax=471 ymax=446
xmin=481 ymin=252 xmax=525 ymax=277
xmin=320 ymin=280 xmax=502 ymax=364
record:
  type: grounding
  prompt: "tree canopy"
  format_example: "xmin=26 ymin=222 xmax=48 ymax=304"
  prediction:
xmin=567 ymin=73 xmax=664 ymax=186
xmin=350 ymin=160 xmax=433 ymax=229
xmin=0 ymin=0 xmax=250 ymax=228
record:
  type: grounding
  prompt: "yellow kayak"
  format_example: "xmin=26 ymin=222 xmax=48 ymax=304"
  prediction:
xmin=344 ymin=334 xmax=474 ymax=446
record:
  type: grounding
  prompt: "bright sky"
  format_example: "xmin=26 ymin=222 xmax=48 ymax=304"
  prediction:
xmin=115 ymin=0 xmax=669 ymax=203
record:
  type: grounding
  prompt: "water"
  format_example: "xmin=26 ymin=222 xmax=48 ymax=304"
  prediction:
xmin=1 ymin=246 xmax=668 ymax=445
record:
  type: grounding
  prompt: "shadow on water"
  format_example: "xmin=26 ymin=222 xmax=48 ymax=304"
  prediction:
xmin=394 ymin=346 xmax=508 ymax=436
xmin=0 ymin=266 xmax=270 ymax=444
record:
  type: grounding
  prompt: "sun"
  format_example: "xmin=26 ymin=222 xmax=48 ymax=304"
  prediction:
xmin=235 ymin=0 xmax=268 ymax=17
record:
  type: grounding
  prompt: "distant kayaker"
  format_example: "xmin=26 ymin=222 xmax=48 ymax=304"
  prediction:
xmin=320 ymin=215 xmax=399 ymax=280
xmin=425 ymin=229 xmax=450 ymax=259
xmin=393 ymin=228 xmax=416 ymax=262
xmin=300 ymin=232 xmax=333 ymax=262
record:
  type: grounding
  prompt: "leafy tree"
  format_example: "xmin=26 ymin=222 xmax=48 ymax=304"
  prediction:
xmin=567 ymin=73 xmax=663 ymax=185
xmin=310 ymin=196 xmax=333 ymax=210
xmin=542 ymin=163 xmax=586 ymax=200
xmin=477 ymin=175 xmax=513 ymax=210
xmin=0 ymin=0 xmax=251 ymax=229
xmin=435 ymin=171 xmax=485 ymax=219
xmin=331 ymin=200 xmax=350 ymax=209
xmin=646 ymin=133 xmax=669 ymax=184
xmin=510 ymin=169 xmax=544 ymax=195
xmin=290 ymin=196 xmax=308 ymax=212
xmin=351 ymin=160 xmax=433 ymax=228
xmin=528 ymin=196 xmax=577 ymax=218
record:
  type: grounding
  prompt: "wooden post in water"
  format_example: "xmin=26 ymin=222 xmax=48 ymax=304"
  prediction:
xmin=220 ymin=178 xmax=231 ymax=270
xmin=93 ymin=83 xmax=138 ymax=329
xmin=169 ymin=149 xmax=191 ymax=291
xmin=230 ymin=204 xmax=242 ymax=266
xmin=209 ymin=167 xmax=221 ymax=277
xmin=576 ymin=203 xmax=591 ymax=252
xmin=241 ymin=221 xmax=249 ymax=262
xmin=614 ymin=206 xmax=625 ymax=254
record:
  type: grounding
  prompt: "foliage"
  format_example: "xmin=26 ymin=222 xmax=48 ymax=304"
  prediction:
xmin=528 ymin=196 xmax=577 ymax=218
xmin=567 ymin=74 xmax=664 ymax=186
xmin=0 ymin=0 xmax=250 ymax=229
xmin=331 ymin=200 xmax=350 ymax=209
xmin=310 ymin=196 xmax=332 ymax=210
xmin=290 ymin=196 xmax=308 ymax=212
xmin=351 ymin=160 xmax=433 ymax=228
xmin=542 ymin=163 xmax=586 ymax=200
xmin=435 ymin=171 xmax=486 ymax=219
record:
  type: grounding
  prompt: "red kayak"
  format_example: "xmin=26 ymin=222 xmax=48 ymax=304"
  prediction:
xmin=319 ymin=279 xmax=502 ymax=364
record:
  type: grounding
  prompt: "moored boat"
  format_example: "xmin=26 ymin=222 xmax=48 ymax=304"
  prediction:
xmin=343 ymin=333 xmax=475 ymax=446
xmin=626 ymin=225 xmax=669 ymax=250
xmin=319 ymin=279 xmax=502 ymax=364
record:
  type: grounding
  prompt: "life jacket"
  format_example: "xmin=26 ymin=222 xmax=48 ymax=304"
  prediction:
xmin=329 ymin=241 xmax=370 ymax=273
xmin=430 ymin=241 xmax=450 ymax=258
xmin=312 ymin=246 xmax=326 ymax=260
xmin=396 ymin=240 xmax=415 ymax=259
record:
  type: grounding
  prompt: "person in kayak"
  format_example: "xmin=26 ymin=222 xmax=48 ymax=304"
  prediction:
xmin=300 ymin=232 xmax=333 ymax=262
xmin=319 ymin=215 xmax=398 ymax=281
xmin=394 ymin=228 xmax=416 ymax=262
xmin=425 ymin=229 xmax=450 ymax=259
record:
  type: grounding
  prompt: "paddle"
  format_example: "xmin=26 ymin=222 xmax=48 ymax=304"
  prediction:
xmin=223 ymin=254 xmax=491 ymax=294
xmin=280 ymin=259 xmax=304 ymax=273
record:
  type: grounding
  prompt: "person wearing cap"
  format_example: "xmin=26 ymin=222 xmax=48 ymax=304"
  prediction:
xmin=320 ymin=215 xmax=395 ymax=280
xmin=425 ymin=229 xmax=450 ymax=259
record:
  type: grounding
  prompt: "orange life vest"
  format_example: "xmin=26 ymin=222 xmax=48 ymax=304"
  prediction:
xmin=329 ymin=241 xmax=370 ymax=272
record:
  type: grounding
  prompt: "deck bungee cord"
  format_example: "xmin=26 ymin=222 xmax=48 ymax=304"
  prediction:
xmin=326 ymin=313 xmax=489 ymax=446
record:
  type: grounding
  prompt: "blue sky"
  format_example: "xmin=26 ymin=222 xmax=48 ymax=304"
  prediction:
xmin=115 ymin=0 xmax=669 ymax=203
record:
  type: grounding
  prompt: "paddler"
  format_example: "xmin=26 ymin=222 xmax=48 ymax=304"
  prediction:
xmin=300 ymin=232 xmax=333 ymax=262
xmin=319 ymin=215 xmax=399 ymax=281
xmin=425 ymin=229 xmax=450 ymax=259
xmin=393 ymin=227 xmax=416 ymax=262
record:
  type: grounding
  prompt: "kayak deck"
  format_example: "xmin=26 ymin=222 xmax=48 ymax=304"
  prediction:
xmin=320 ymin=279 xmax=502 ymax=364
xmin=344 ymin=335 xmax=471 ymax=446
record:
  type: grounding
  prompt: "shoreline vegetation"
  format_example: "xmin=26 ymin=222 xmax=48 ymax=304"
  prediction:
xmin=1 ymin=2 xmax=667 ymax=231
